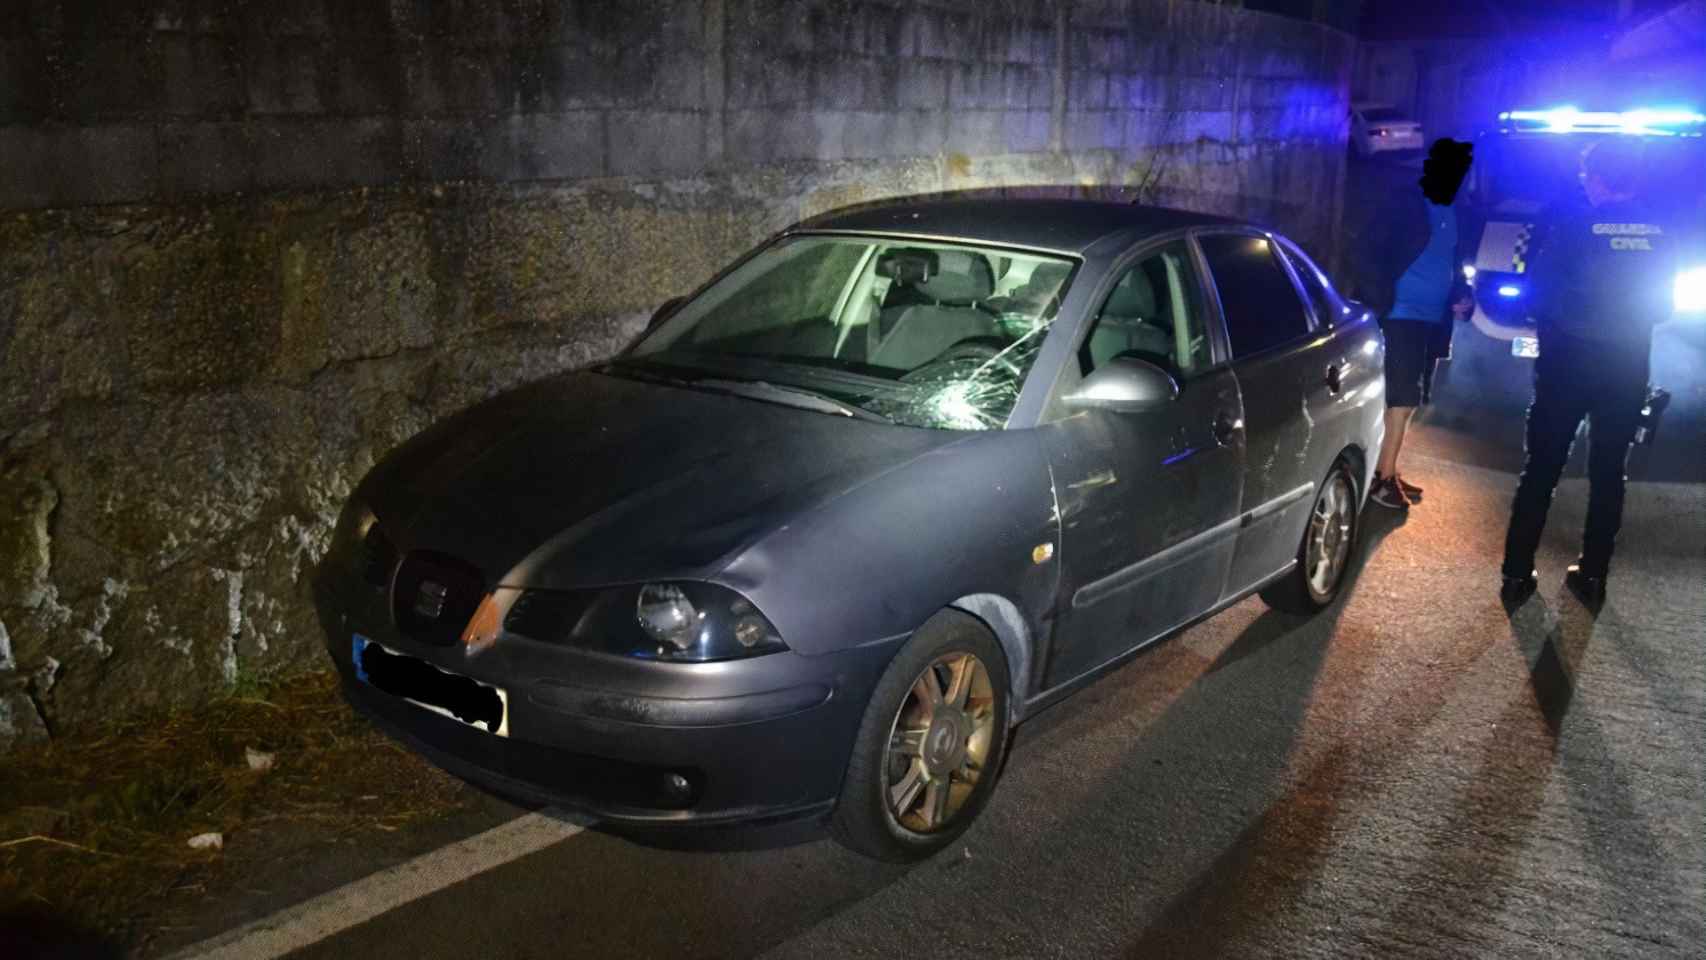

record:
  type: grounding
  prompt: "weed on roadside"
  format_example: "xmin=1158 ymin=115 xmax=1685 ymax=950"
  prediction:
xmin=0 ymin=669 xmax=469 ymax=953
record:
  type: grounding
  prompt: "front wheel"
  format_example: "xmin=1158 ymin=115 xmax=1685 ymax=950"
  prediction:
xmin=830 ymin=611 xmax=1010 ymax=862
xmin=1260 ymin=460 xmax=1360 ymax=614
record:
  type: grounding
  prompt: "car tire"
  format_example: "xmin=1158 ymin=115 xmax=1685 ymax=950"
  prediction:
xmin=829 ymin=610 xmax=1011 ymax=863
xmin=1259 ymin=459 xmax=1360 ymax=615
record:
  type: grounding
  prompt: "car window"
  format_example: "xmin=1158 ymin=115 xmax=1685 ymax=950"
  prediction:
xmin=1276 ymin=241 xmax=1339 ymax=328
xmin=1078 ymin=243 xmax=1210 ymax=379
xmin=686 ymin=241 xmax=867 ymax=342
xmin=1197 ymin=234 xmax=1312 ymax=359
xmin=1361 ymin=107 xmax=1404 ymax=123
xmin=630 ymin=235 xmax=1078 ymax=430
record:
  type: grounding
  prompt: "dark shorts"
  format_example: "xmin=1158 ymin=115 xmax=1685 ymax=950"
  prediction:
xmin=1379 ymin=318 xmax=1452 ymax=408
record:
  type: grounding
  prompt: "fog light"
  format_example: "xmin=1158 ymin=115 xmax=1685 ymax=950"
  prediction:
xmin=662 ymin=773 xmax=693 ymax=802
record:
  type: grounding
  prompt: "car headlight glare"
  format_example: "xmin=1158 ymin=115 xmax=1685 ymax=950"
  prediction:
xmin=636 ymin=583 xmax=699 ymax=651
xmin=502 ymin=582 xmax=786 ymax=662
xmin=1675 ymin=266 xmax=1706 ymax=315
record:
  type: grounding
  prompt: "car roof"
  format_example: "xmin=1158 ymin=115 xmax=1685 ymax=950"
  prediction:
xmin=793 ymin=198 xmax=1244 ymax=256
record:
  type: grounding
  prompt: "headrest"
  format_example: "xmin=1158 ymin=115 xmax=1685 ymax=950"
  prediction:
xmin=876 ymin=248 xmax=938 ymax=285
xmin=1021 ymin=263 xmax=1072 ymax=298
xmin=919 ymin=250 xmax=995 ymax=303
xmin=1103 ymin=271 xmax=1158 ymax=318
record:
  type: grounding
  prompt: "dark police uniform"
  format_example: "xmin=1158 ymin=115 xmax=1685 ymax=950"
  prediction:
xmin=1502 ymin=196 xmax=1678 ymax=582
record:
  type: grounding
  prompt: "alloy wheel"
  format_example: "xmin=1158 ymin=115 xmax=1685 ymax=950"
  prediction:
xmin=882 ymin=652 xmax=997 ymax=832
xmin=1306 ymin=470 xmax=1356 ymax=600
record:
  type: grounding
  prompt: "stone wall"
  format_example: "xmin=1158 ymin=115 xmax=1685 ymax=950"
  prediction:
xmin=0 ymin=0 xmax=1354 ymax=746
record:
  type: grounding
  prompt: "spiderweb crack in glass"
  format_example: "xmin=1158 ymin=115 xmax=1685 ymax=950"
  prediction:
xmin=881 ymin=329 xmax=1047 ymax=430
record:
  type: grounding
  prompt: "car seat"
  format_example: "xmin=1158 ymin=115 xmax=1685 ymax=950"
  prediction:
xmin=1087 ymin=270 xmax=1175 ymax=372
xmin=870 ymin=251 xmax=1001 ymax=369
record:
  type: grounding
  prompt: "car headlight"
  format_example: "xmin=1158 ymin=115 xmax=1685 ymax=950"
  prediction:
xmin=499 ymin=582 xmax=787 ymax=662
xmin=1675 ymin=266 xmax=1706 ymax=315
xmin=333 ymin=496 xmax=378 ymax=548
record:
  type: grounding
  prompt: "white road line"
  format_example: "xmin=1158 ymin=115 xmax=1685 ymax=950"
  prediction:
xmin=167 ymin=809 xmax=588 ymax=960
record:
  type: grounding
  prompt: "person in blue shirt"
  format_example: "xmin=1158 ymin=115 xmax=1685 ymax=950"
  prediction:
xmin=1349 ymin=139 xmax=1479 ymax=510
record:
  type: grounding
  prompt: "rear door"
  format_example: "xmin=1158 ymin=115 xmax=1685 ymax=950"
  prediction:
xmin=1038 ymin=238 xmax=1244 ymax=687
xmin=1193 ymin=230 xmax=1331 ymax=596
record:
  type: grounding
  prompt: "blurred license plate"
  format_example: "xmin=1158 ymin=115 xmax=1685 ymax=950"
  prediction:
xmin=1512 ymin=336 xmax=1540 ymax=358
xmin=353 ymin=634 xmax=509 ymax=737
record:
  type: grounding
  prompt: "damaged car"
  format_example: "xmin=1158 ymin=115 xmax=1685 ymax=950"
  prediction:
xmin=314 ymin=198 xmax=1385 ymax=862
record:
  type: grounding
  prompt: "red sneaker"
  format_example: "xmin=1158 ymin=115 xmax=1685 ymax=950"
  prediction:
xmin=1369 ymin=475 xmax=1412 ymax=510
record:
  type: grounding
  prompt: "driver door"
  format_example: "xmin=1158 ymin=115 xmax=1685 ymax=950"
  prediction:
xmin=1038 ymin=240 xmax=1245 ymax=688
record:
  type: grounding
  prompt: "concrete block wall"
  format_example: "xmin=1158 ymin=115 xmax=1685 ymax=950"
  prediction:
xmin=0 ymin=0 xmax=1353 ymax=745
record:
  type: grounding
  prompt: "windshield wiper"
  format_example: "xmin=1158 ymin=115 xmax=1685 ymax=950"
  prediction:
xmin=695 ymin=378 xmax=895 ymax=424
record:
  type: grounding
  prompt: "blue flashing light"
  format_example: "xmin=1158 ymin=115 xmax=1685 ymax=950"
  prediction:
xmin=1499 ymin=106 xmax=1706 ymax=137
xmin=1498 ymin=285 xmax=1523 ymax=298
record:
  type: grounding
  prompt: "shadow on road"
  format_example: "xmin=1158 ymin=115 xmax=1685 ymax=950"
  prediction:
xmin=1210 ymin=505 xmax=1406 ymax=677
xmin=1506 ymin=594 xmax=1580 ymax=739
xmin=1095 ymin=507 xmax=1411 ymax=957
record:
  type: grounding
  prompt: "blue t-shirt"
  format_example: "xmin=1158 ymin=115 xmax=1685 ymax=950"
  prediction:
xmin=1387 ymin=202 xmax=1458 ymax=323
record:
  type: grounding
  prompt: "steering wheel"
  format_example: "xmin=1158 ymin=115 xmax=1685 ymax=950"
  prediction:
xmin=901 ymin=338 xmax=1023 ymax=383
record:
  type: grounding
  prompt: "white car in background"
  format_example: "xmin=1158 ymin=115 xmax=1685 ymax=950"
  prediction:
xmin=1351 ymin=103 xmax=1424 ymax=157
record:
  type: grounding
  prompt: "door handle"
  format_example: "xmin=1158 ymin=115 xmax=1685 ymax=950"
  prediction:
xmin=1212 ymin=411 xmax=1239 ymax=445
xmin=1324 ymin=364 xmax=1343 ymax=395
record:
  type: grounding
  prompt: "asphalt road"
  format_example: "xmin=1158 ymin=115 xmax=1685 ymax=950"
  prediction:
xmin=270 ymin=401 xmax=1705 ymax=960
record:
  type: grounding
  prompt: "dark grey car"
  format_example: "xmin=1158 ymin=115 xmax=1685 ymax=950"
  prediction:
xmin=313 ymin=199 xmax=1386 ymax=861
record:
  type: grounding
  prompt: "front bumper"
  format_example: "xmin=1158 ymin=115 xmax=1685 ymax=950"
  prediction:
xmin=314 ymin=572 xmax=903 ymax=826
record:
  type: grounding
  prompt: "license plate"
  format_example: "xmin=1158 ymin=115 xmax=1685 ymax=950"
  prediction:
xmin=353 ymin=634 xmax=509 ymax=737
xmin=1512 ymin=336 xmax=1540 ymax=359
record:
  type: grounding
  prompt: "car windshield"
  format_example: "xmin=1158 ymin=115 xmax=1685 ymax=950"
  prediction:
xmin=623 ymin=235 xmax=1077 ymax=430
xmin=1361 ymin=107 xmax=1404 ymax=123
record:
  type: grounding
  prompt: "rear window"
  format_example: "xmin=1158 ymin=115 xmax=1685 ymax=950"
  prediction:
xmin=1198 ymin=234 xmax=1312 ymax=359
xmin=1277 ymin=241 xmax=1341 ymax=327
xmin=1361 ymin=107 xmax=1405 ymax=123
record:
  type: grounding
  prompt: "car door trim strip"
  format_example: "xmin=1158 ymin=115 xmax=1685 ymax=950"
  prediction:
xmin=1241 ymin=482 xmax=1316 ymax=528
xmin=1072 ymin=514 xmax=1243 ymax=610
xmin=1071 ymin=480 xmax=1313 ymax=611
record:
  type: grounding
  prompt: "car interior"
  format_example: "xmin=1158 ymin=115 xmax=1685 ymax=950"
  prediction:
xmin=1079 ymin=249 xmax=1207 ymax=380
xmin=662 ymin=237 xmax=1073 ymax=387
xmin=861 ymin=248 xmax=1002 ymax=369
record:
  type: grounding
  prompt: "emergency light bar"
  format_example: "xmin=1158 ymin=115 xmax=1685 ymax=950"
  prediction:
xmin=1497 ymin=107 xmax=1706 ymax=137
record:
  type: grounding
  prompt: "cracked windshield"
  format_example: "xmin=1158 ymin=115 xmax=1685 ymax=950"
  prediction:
xmin=623 ymin=235 xmax=1076 ymax=429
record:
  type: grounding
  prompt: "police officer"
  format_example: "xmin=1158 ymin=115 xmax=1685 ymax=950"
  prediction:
xmin=1500 ymin=138 xmax=1678 ymax=609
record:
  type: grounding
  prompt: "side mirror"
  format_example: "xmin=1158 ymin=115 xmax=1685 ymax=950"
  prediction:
xmin=1341 ymin=298 xmax=1375 ymax=323
xmin=649 ymin=296 xmax=686 ymax=331
xmin=1064 ymin=356 xmax=1179 ymax=413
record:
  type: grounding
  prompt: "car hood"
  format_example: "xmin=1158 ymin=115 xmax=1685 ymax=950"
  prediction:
xmin=359 ymin=369 xmax=965 ymax=588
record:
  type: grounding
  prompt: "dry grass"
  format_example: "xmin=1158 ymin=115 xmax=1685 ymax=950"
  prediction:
xmin=0 ymin=670 xmax=469 ymax=950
